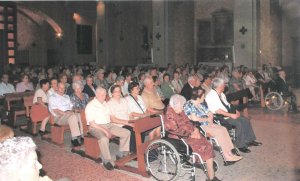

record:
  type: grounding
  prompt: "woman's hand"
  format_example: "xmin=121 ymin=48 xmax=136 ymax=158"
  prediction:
xmin=230 ymin=111 xmax=240 ymax=119
xmin=208 ymin=114 xmax=214 ymax=124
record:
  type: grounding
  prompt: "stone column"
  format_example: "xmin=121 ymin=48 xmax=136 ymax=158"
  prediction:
xmin=152 ymin=1 xmax=168 ymax=67
xmin=96 ymin=1 xmax=106 ymax=66
xmin=233 ymin=0 xmax=258 ymax=69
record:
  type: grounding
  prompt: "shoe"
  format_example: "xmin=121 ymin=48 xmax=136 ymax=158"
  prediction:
xmin=76 ymin=136 xmax=84 ymax=145
xmin=103 ymin=162 xmax=114 ymax=171
xmin=248 ymin=141 xmax=262 ymax=147
xmin=231 ymin=148 xmax=241 ymax=156
xmin=39 ymin=169 xmax=47 ymax=177
xmin=71 ymin=139 xmax=81 ymax=147
xmin=206 ymin=176 xmax=221 ymax=181
xmin=225 ymin=157 xmax=242 ymax=166
xmin=238 ymin=147 xmax=251 ymax=153
xmin=71 ymin=148 xmax=85 ymax=157
xmin=80 ymin=137 xmax=84 ymax=144
xmin=39 ymin=130 xmax=50 ymax=136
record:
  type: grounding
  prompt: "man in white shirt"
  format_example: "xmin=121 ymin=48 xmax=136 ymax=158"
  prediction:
xmin=48 ymin=82 xmax=84 ymax=147
xmin=85 ymin=87 xmax=130 ymax=171
xmin=0 ymin=73 xmax=15 ymax=97
xmin=205 ymin=78 xmax=262 ymax=153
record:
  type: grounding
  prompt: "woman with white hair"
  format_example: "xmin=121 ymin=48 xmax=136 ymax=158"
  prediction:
xmin=165 ymin=94 xmax=220 ymax=181
xmin=0 ymin=137 xmax=52 ymax=181
xmin=94 ymin=69 xmax=109 ymax=90
xmin=70 ymin=81 xmax=89 ymax=111
xmin=205 ymin=78 xmax=262 ymax=153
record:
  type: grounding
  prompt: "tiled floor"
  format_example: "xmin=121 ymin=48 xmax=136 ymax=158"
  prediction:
xmin=14 ymin=106 xmax=300 ymax=181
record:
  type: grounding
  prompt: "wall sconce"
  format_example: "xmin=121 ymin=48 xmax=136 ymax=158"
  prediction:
xmin=56 ymin=32 xmax=63 ymax=38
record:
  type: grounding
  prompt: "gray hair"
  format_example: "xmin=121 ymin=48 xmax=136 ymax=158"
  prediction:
xmin=95 ymin=86 xmax=106 ymax=94
xmin=211 ymin=78 xmax=225 ymax=89
xmin=96 ymin=69 xmax=105 ymax=77
xmin=72 ymin=81 xmax=84 ymax=91
xmin=115 ymin=75 xmax=124 ymax=82
xmin=143 ymin=76 xmax=152 ymax=85
xmin=169 ymin=94 xmax=186 ymax=109
xmin=0 ymin=137 xmax=37 ymax=179
xmin=187 ymin=75 xmax=195 ymax=82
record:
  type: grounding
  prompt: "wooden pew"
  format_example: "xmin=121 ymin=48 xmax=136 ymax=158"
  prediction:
xmin=20 ymin=95 xmax=37 ymax=135
xmin=49 ymin=114 xmax=70 ymax=146
xmin=4 ymin=91 xmax=34 ymax=127
xmin=80 ymin=110 xmax=117 ymax=162
xmin=115 ymin=114 xmax=162 ymax=177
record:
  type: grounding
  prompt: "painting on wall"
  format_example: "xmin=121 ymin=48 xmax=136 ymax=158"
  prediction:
xmin=198 ymin=20 xmax=211 ymax=45
xmin=197 ymin=9 xmax=233 ymax=63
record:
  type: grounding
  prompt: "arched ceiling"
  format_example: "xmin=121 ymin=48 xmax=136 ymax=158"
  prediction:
xmin=16 ymin=2 xmax=62 ymax=34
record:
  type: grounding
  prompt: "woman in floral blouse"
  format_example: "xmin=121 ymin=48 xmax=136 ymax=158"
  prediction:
xmin=165 ymin=94 xmax=220 ymax=181
xmin=183 ymin=87 xmax=242 ymax=163
xmin=70 ymin=81 xmax=89 ymax=111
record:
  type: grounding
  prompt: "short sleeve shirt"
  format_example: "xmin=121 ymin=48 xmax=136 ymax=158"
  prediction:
xmin=33 ymin=89 xmax=48 ymax=104
xmin=48 ymin=93 xmax=73 ymax=117
xmin=85 ymin=98 xmax=111 ymax=125
xmin=0 ymin=82 xmax=15 ymax=96
xmin=183 ymin=100 xmax=209 ymax=118
xmin=205 ymin=90 xmax=230 ymax=114
xmin=125 ymin=95 xmax=147 ymax=114
xmin=107 ymin=98 xmax=130 ymax=127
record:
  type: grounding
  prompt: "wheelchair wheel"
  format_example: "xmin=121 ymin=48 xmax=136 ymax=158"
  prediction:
xmin=265 ymin=92 xmax=283 ymax=110
xmin=146 ymin=139 xmax=181 ymax=181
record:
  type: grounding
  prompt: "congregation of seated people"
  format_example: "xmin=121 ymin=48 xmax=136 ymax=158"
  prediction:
xmin=1 ymin=62 xmax=299 ymax=181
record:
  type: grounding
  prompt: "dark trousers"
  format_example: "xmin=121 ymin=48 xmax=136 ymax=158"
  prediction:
xmin=226 ymin=88 xmax=252 ymax=102
xmin=226 ymin=116 xmax=256 ymax=148
xmin=122 ymin=125 xmax=146 ymax=153
xmin=284 ymin=92 xmax=298 ymax=111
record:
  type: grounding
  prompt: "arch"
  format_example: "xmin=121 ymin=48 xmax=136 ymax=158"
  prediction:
xmin=16 ymin=3 xmax=62 ymax=35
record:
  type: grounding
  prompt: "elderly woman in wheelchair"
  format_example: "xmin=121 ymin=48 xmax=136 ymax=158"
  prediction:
xmin=146 ymin=94 xmax=220 ymax=181
xmin=183 ymin=87 xmax=242 ymax=165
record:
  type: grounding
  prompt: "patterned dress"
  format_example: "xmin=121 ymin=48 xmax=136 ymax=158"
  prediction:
xmin=165 ymin=106 xmax=214 ymax=161
xmin=70 ymin=93 xmax=89 ymax=110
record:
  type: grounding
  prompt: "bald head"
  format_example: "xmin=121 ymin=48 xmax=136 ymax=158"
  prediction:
xmin=188 ymin=75 xmax=196 ymax=87
xmin=57 ymin=82 xmax=65 ymax=95
xmin=143 ymin=77 xmax=154 ymax=90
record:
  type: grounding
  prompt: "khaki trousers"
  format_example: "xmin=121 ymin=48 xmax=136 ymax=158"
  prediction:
xmin=202 ymin=124 xmax=235 ymax=155
xmin=89 ymin=123 xmax=130 ymax=162
xmin=55 ymin=112 xmax=83 ymax=138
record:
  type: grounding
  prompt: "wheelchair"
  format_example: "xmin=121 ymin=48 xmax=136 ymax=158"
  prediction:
xmin=264 ymin=91 xmax=290 ymax=111
xmin=145 ymin=115 xmax=218 ymax=181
